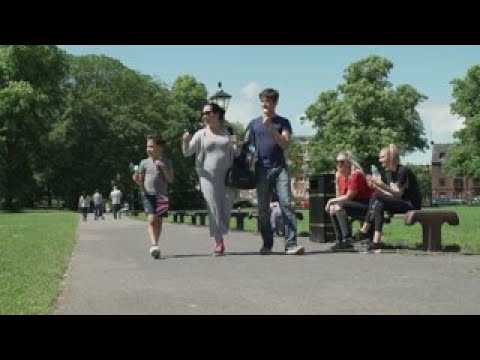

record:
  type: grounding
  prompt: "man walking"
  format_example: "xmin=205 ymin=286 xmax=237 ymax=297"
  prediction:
xmin=246 ymin=88 xmax=304 ymax=255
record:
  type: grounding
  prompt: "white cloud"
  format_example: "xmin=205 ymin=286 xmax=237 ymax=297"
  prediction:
xmin=240 ymin=82 xmax=261 ymax=100
xmin=227 ymin=82 xmax=316 ymax=135
xmin=417 ymin=101 xmax=464 ymax=142
xmin=403 ymin=101 xmax=464 ymax=165
xmin=225 ymin=82 xmax=260 ymax=127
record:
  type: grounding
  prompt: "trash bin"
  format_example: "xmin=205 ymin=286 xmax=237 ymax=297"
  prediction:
xmin=309 ymin=173 xmax=336 ymax=243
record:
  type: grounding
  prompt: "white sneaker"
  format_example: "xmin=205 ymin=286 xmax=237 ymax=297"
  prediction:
xmin=149 ymin=245 xmax=161 ymax=259
xmin=285 ymin=245 xmax=305 ymax=255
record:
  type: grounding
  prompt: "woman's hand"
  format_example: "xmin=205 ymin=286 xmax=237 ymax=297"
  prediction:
xmin=182 ymin=132 xmax=192 ymax=142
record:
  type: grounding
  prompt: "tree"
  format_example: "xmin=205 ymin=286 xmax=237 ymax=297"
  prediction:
xmin=167 ymin=75 xmax=209 ymax=209
xmin=286 ymin=138 xmax=303 ymax=181
xmin=303 ymin=55 xmax=428 ymax=174
xmin=409 ymin=164 xmax=432 ymax=206
xmin=444 ymin=65 xmax=480 ymax=178
xmin=50 ymin=54 xmax=172 ymax=209
xmin=0 ymin=46 xmax=69 ymax=209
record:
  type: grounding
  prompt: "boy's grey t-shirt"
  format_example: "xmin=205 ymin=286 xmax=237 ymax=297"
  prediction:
xmin=138 ymin=157 xmax=172 ymax=196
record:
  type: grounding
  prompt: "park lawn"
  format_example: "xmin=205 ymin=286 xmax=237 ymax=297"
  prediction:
xmin=162 ymin=206 xmax=479 ymax=253
xmin=0 ymin=211 xmax=78 ymax=315
xmin=379 ymin=206 xmax=480 ymax=253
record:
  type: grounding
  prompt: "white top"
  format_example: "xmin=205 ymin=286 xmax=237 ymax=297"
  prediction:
xmin=110 ymin=189 xmax=122 ymax=205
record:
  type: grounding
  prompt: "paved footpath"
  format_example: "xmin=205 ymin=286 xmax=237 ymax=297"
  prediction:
xmin=54 ymin=215 xmax=480 ymax=314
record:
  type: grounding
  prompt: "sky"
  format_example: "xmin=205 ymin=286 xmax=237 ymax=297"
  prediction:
xmin=59 ymin=45 xmax=480 ymax=165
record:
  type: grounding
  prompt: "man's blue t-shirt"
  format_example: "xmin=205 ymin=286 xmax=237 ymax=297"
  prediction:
xmin=247 ymin=115 xmax=292 ymax=169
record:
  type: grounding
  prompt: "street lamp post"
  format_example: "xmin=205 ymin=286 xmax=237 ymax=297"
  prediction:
xmin=210 ymin=82 xmax=232 ymax=112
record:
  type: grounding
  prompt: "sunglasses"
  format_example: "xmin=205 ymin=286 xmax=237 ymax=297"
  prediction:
xmin=202 ymin=110 xmax=213 ymax=116
xmin=336 ymin=160 xmax=346 ymax=164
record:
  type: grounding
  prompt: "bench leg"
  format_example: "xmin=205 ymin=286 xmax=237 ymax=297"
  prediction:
xmin=421 ymin=223 xmax=442 ymax=251
xmin=236 ymin=218 xmax=245 ymax=231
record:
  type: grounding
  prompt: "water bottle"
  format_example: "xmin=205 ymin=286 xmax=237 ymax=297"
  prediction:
xmin=371 ymin=165 xmax=380 ymax=179
xmin=248 ymin=144 xmax=256 ymax=171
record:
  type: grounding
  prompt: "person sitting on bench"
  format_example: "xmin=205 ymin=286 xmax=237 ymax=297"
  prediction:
xmin=325 ymin=151 xmax=374 ymax=250
xmin=356 ymin=144 xmax=422 ymax=253
xmin=270 ymin=191 xmax=283 ymax=236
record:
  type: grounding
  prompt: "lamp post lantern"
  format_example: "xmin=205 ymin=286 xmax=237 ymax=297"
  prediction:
xmin=210 ymin=81 xmax=232 ymax=112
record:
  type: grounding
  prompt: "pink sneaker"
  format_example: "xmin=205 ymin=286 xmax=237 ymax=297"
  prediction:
xmin=213 ymin=241 xmax=225 ymax=256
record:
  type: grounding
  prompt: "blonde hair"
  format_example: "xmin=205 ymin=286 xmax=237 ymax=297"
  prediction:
xmin=382 ymin=143 xmax=400 ymax=168
xmin=341 ymin=150 xmax=364 ymax=173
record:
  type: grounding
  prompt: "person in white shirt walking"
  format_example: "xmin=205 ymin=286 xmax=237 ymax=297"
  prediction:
xmin=110 ymin=185 xmax=123 ymax=220
xmin=78 ymin=191 xmax=90 ymax=222
xmin=92 ymin=189 xmax=105 ymax=220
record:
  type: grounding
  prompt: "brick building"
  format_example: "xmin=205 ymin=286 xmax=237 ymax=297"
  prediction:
xmin=431 ymin=143 xmax=480 ymax=201
xmin=290 ymin=136 xmax=311 ymax=200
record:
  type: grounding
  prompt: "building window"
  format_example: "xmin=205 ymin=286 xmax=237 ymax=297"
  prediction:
xmin=439 ymin=178 xmax=446 ymax=187
xmin=454 ymin=177 xmax=463 ymax=191
xmin=439 ymin=152 xmax=446 ymax=159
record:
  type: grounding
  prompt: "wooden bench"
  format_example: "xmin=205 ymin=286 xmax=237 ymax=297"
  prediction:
xmin=187 ymin=210 xmax=208 ymax=226
xmin=249 ymin=210 xmax=304 ymax=233
xmin=350 ymin=210 xmax=459 ymax=251
xmin=172 ymin=210 xmax=187 ymax=223
xmin=404 ymin=210 xmax=459 ymax=251
xmin=230 ymin=211 xmax=250 ymax=231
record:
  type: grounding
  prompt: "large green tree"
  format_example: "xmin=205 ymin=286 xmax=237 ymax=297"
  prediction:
xmin=0 ymin=45 xmax=69 ymax=209
xmin=50 ymin=54 xmax=172 ymax=209
xmin=167 ymin=75 xmax=208 ymax=209
xmin=445 ymin=65 xmax=480 ymax=178
xmin=303 ymin=55 xmax=428 ymax=174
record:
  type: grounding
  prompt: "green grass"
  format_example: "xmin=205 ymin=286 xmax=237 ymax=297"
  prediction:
xmin=1 ymin=205 xmax=474 ymax=315
xmin=0 ymin=210 xmax=78 ymax=314
xmin=380 ymin=206 xmax=480 ymax=253
xmin=159 ymin=206 xmax=480 ymax=253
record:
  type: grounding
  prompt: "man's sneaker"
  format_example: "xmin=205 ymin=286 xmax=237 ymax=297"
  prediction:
xmin=149 ymin=245 xmax=161 ymax=259
xmin=330 ymin=240 xmax=354 ymax=251
xmin=285 ymin=245 xmax=305 ymax=255
xmin=259 ymin=246 xmax=272 ymax=255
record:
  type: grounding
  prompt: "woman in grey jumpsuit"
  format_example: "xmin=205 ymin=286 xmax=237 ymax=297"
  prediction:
xmin=182 ymin=102 xmax=240 ymax=256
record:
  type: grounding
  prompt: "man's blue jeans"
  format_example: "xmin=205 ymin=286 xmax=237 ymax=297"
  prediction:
xmin=256 ymin=165 xmax=297 ymax=250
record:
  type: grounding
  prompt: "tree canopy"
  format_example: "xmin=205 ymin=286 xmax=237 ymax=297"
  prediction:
xmin=445 ymin=65 xmax=480 ymax=178
xmin=303 ymin=55 xmax=428 ymax=173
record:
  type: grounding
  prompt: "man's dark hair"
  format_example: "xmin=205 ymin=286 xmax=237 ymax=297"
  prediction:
xmin=259 ymin=88 xmax=279 ymax=103
xmin=147 ymin=134 xmax=166 ymax=146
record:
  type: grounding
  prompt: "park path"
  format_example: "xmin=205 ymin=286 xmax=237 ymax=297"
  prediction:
xmin=54 ymin=215 xmax=480 ymax=314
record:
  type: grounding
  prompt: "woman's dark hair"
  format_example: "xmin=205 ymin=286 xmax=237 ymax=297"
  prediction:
xmin=206 ymin=102 xmax=226 ymax=122
xmin=147 ymin=134 xmax=166 ymax=146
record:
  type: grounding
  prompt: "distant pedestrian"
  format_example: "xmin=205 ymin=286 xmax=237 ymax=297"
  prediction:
xmin=92 ymin=189 xmax=105 ymax=220
xmin=78 ymin=191 xmax=90 ymax=222
xmin=133 ymin=134 xmax=174 ymax=259
xmin=110 ymin=185 xmax=123 ymax=220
